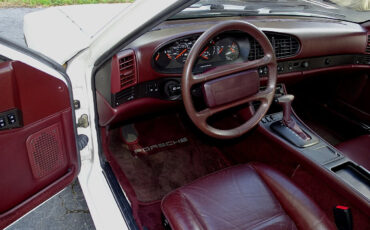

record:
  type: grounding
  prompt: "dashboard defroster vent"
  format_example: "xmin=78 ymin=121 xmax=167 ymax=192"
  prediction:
xmin=366 ymin=34 xmax=370 ymax=53
xmin=111 ymin=49 xmax=137 ymax=94
xmin=249 ymin=32 xmax=300 ymax=60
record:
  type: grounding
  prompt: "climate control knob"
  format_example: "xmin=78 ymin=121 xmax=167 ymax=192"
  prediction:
xmin=164 ymin=80 xmax=181 ymax=100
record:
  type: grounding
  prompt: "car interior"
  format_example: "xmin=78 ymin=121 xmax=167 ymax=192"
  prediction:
xmin=92 ymin=2 xmax=370 ymax=229
xmin=0 ymin=1 xmax=368 ymax=229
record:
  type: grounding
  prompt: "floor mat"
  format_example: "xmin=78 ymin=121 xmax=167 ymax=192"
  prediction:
xmin=109 ymin=114 xmax=230 ymax=202
xmin=120 ymin=114 xmax=190 ymax=155
xmin=138 ymin=201 xmax=163 ymax=230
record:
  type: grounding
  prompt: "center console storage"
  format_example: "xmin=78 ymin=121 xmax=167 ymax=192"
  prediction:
xmin=332 ymin=162 xmax=370 ymax=200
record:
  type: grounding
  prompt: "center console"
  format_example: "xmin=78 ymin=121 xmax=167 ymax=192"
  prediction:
xmin=261 ymin=112 xmax=341 ymax=165
xmin=259 ymin=84 xmax=370 ymax=203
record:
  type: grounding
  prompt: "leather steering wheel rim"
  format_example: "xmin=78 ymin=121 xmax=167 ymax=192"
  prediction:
xmin=182 ymin=20 xmax=277 ymax=139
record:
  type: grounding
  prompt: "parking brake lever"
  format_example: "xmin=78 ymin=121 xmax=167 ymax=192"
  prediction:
xmin=277 ymin=95 xmax=311 ymax=141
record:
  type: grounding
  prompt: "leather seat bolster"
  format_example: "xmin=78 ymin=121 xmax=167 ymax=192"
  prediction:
xmin=162 ymin=191 xmax=206 ymax=230
xmin=336 ymin=135 xmax=370 ymax=171
xmin=251 ymin=163 xmax=335 ymax=230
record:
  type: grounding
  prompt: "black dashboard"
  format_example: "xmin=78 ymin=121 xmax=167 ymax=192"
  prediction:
xmin=152 ymin=32 xmax=248 ymax=74
xmin=152 ymin=31 xmax=302 ymax=74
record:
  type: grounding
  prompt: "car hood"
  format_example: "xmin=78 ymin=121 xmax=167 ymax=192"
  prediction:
xmin=24 ymin=3 xmax=131 ymax=65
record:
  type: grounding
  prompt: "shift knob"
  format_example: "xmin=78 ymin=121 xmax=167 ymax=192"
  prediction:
xmin=277 ymin=94 xmax=310 ymax=140
xmin=277 ymin=94 xmax=294 ymax=124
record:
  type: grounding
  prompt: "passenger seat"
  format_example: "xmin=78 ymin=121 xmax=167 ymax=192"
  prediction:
xmin=336 ymin=135 xmax=370 ymax=171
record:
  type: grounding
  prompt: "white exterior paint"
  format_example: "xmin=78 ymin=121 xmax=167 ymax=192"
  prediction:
xmin=23 ymin=3 xmax=131 ymax=64
xmin=0 ymin=43 xmax=67 ymax=84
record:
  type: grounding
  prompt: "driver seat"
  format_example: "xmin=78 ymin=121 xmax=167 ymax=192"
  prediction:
xmin=161 ymin=163 xmax=335 ymax=230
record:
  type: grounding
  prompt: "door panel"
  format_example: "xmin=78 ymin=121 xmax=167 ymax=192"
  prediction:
xmin=0 ymin=62 xmax=19 ymax=112
xmin=0 ymin=61 xmax=78 ymax=228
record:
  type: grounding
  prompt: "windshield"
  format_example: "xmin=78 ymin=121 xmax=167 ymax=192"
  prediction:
xmin=172 ymin=0 xmax=370 ymax=23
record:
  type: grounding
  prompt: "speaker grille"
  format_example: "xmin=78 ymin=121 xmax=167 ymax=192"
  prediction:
xmin=26 ymin=123 xmax=66 ymax=179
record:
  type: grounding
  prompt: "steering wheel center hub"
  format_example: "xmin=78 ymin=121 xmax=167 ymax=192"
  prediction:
xmin=202 ymin=70 xmax=260 ymax=108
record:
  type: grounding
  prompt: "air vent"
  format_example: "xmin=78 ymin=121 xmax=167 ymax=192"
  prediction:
xmin=366 ymin=34 xmax=370 ymax=53
xmin=249 ymin=33 xmax=300 ymax=60
xmin=249 ymin=38 xmax=265 ymax=60
xmin=119 ymin=55 xmax=136 ymax=89
xmin=111 ymin=49 xmax=137 ymax=94
xmin=363 ymin=55 xmax=370 ymax=65
xmin=113 ymin=87 xmax=135 ymax=107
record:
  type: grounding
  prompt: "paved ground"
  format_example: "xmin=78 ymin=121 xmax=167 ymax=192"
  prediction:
xmin=0 ymin=8 xmax=95 ymax=230
xmin=0 ymin=8 xmax=38 ymax=46
xmin=7 ymin=181 xmax=95 ymax=230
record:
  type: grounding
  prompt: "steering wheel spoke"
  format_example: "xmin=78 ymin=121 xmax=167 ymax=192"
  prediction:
xmin=196 ymin=86 xmax=274 ymax=122
xmin=196 ymin=108 xmax=212 ymax=122
xmin=191 ymin=55 xmax=272 ymax=87
xmin=189 ymin=73 xmax=205 ymax=85
xmin=248 ymin=87 xmax=275 ymax=103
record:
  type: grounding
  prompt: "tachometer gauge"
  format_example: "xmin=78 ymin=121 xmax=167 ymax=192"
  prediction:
xmin=199 ymin=45 xmax=215 ymax=60
xmin=225 ymin=41 xmax=240 ymax=61
xmin=199 ymin=39 xmax=216 ymax=60
xmin=154 ymin=48 xmax=172 ymax=68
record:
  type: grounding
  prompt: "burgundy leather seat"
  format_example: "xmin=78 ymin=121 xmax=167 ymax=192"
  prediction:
xmin=162 ymin=163 xmax=335 ymax=230
xmin=336 ymin=135 xmax=370 ymax=171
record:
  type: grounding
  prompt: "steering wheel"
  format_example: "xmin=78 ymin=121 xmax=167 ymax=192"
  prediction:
xmin=182 ymin=21 xmax=277 ymax=139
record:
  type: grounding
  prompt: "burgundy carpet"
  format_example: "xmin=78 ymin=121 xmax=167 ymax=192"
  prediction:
xmin=108 ymin=113 xmax=230 ymax=229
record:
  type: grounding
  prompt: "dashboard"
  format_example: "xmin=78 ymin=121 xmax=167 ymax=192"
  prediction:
xmin=95 ymin=16 xmax=370 ymax=126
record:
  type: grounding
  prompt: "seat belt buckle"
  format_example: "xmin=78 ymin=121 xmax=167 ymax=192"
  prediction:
xmin=333 ymin=205 xmax=352 ymax=230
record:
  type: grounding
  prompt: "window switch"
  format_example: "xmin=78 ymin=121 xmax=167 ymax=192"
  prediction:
xmin=7 ymin=114 xmax=16 ymax=124
xmin=0 ymin=117 xmax=5 ymax=128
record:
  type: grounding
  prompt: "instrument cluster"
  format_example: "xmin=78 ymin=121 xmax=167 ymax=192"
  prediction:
xmin=153 ymin=32 xmax=251 ymax=74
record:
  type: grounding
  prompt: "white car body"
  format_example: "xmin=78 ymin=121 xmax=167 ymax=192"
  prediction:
xmin=1 ymin=0 xmax=192 ymax=229
xmin=23 ymin=3 xmax=132 ymax=65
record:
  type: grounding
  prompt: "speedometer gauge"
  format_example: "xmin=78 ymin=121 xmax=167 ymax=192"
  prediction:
xmin=172 ymin=40 xmax=190 ymax=64
xmin=174 ymin=48 xmax=189 ymax=63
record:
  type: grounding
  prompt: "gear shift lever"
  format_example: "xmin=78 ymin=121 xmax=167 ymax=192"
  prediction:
xmin=277 ymin=95 xmax=310 ymax=141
